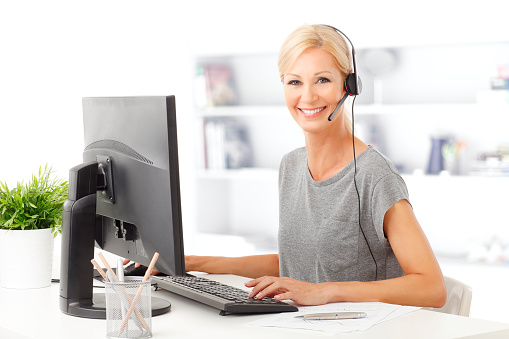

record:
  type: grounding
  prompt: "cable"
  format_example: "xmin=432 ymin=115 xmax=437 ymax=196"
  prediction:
xmin=351 ymin=96 xmax=378 ymax=281
xmin=324 ymin=24 xmax=378 ymax=281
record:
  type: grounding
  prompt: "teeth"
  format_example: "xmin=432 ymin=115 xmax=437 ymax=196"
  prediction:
xmin=301 ymin=107 xmax=324 ymax=114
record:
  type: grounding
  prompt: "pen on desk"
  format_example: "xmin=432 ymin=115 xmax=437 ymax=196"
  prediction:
xmin=300 ymin=312 xmax=367 ymax=320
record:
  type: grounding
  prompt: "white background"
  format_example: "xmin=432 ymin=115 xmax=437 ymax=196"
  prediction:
xmin=2 ymin=0 xmax=509 ymax=324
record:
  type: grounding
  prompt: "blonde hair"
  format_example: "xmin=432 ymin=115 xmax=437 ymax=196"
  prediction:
xmin=278 ymin=24 xmax=352 ymax=82
xmin=277 ymin=24 xmax=354 ymax=131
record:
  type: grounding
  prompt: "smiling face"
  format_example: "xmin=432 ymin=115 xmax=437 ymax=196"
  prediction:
xmin=283 ymin=47 xmax=345 ymax=134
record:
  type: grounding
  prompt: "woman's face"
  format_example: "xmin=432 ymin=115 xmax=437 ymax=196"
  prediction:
xmin=283 ymin=47 xmax=344 ymax=133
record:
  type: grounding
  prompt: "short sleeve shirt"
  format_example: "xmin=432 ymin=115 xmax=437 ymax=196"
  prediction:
xmin=278 ymin=146 xmax=408 ymax=283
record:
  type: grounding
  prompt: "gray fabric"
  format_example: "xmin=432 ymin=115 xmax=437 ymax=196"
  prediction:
xmin=278 ymin=146 xmax=408 ymax=283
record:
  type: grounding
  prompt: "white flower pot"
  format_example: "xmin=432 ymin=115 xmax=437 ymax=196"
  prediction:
xmin=0 ymin=228 xmax=54 ymax=289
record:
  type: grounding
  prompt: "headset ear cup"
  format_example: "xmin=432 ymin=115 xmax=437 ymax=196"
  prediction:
xmin=357 ymin=76 xmax=362 ymax=95
xmin=345 ymin=74 xmax=362 ymax=96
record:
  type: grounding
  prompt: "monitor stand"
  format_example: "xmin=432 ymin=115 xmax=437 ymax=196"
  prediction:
xmin=59 ymin=162 xmax=171 ymax=319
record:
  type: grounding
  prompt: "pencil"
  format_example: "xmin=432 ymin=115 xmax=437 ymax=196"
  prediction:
xmin=118 ymin=252 xmax=159 ymax=336
xmin=91 ymin=259 xmax=108 ymax=281
xmin=96 ymin=252 xmax=151 ymax=333
xmin=97 ymin=252 xmax=119 ymax=282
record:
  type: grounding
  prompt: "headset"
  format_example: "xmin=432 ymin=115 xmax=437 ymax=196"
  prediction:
xmin=323 ymin=25 xmax=378 ymax=280
xmin=325 ymin=25 xmax=362 ymax=122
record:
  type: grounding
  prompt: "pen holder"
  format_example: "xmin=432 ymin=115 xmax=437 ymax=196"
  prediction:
xmin=105 ymin=277 xmax=152 ymax=339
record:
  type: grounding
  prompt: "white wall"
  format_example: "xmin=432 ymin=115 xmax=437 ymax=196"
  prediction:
xmin=1 ymin=1 xmax=200 ymax=239
xmin=2 ymin=0 xmax=509 ymax=219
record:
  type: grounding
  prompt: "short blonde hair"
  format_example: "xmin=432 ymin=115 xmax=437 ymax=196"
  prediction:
xmin=277 ymin=24 xmax=354 ymax=131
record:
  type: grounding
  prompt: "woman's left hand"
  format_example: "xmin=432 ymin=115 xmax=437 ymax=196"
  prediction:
xmin=245 ymin=276 xmax=329 ymax=306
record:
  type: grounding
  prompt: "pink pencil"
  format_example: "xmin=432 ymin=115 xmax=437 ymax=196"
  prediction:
xmin=96 ymin=253 xmax=151 ymax=333
xmin=97 ymin=252 xmax=119 ymax=282
xmin=91 ymin=259 xmax=108 ymax=281
xmin=118 ymin=252 xmax=159 ymax=336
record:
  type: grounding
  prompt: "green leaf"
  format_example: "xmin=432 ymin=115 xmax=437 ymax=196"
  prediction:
xmin=0 ymin=164 xmax=68 ymax=233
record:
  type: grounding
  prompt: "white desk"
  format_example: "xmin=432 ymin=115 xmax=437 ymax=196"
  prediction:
xmin=1 ymin=274 xmax=509 ymax=339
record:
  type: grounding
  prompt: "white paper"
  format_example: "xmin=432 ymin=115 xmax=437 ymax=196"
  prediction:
xmin=247 ymin=302 xmax=421 ymax=335
xmin=377 ymin=305 xmax=421 ymax=323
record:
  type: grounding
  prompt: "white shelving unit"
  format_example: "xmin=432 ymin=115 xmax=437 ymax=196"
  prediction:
xmin=192 ymin=40 xmax=509 ymax=249
xmin=355 ymin=103 xmax=509 ymax=116
xmin=196 ymin=102 xmax=509 ymax=174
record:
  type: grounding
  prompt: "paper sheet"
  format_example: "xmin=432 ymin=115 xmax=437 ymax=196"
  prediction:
xmin=247 ymin=302 xmax=421 ymax=335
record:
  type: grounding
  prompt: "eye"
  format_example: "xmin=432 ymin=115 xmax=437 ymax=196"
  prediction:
xmin=286 ymin=79 xmax=302 ymax=86
xmin=316 ymin=77 xmax=331 ymax=84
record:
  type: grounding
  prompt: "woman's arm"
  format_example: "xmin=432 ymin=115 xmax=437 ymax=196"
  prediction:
xmin=323 ymin=199 xmax=446 ymax=306
xmin=185 ymin=254 xmax=279 ymax=279
xmin=246 ymin=200 xmax=447 ymax=307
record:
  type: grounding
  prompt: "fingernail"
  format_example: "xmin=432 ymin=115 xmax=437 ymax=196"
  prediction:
xmin=256 ymin=292 xmax=262 ymax=299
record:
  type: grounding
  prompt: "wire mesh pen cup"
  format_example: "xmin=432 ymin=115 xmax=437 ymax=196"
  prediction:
xmin=105 ymin=277 xmax=152 ymax=339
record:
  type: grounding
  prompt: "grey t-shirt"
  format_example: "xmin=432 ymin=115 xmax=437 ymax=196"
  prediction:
xmin=278 ymin=146 xmax=408 ymax=283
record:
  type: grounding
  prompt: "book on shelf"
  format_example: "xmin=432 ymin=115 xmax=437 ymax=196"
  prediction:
xmin=469 ymin=145 xmax=509 ymax=177
xmin=475 ymin=65 xmax=509 ymax=103
xmin=491 ymin=78 xmax=509 ymax=90
xmin=498 ymin=65 xmax=509 ymax=79
xmin=203 ymin=118 xmax=253 ymax=170
xmin=195 ymin=64 xmax=237 ymax=107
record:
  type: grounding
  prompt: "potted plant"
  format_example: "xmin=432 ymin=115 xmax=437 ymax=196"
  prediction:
xmin=0 ymin=165 xmax=68 ymax=289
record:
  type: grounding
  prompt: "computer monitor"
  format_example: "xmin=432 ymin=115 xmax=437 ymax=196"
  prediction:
xmin=59 ymin=96 xmax=184 ymax=319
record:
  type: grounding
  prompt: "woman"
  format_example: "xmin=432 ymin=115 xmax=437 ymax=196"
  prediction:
xmin=186 ymin=24 xmax=447 ymax=308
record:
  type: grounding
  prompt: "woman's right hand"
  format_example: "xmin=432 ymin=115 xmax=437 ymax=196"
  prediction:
xmin=122 ymin=259 xmax=161 ymax=275
xmin=121 ymin=257 xmax=197 ymax=275
xmin=184 ymin=255 xmax=201 ymax=272
xmin=183 ymin=254 xmax=279 ymax=278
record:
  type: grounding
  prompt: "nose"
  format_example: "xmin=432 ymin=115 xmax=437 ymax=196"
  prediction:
xmin=301 ymin=84 xmax=318 ymax=104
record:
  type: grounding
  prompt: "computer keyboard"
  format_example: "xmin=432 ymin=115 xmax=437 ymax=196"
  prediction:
xmin=152 ymin=275 xmax=298 ymax=315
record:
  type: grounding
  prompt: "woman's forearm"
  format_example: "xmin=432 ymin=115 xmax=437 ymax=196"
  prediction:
xmin=322 ymin=273 xmax=447 ymax=308
xmin=185 ymin=254 xmax=280 ymax=279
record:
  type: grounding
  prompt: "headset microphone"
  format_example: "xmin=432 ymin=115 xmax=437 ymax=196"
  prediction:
xmin=328 ymin=92 xmax=349 ymax=121
xmin=326 ymin=25 xmax=362 ymax=122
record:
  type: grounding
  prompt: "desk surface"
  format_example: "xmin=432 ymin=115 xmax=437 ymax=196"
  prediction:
xmin=1 ymin=274 xmax=509 ymax=339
